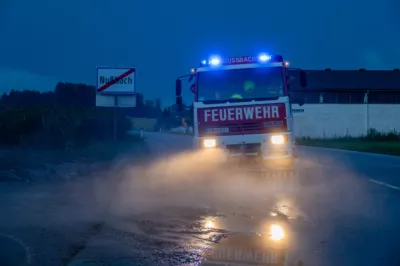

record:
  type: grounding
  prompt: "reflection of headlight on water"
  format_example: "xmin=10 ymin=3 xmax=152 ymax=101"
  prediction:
xmin=269 ymin=224 xmax=284 ymax=241
xmin=204 ymin=220 xmax=214 ymax=229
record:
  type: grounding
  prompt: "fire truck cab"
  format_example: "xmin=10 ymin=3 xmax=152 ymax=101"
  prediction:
xmin=175 ymin=54 xmax=306 ymax=170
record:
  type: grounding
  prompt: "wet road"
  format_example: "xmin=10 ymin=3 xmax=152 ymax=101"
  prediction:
xmin=2 ymin=132 xmax=400 ymax=266
xmin=69 ymin=132 xmax=400 ymax=266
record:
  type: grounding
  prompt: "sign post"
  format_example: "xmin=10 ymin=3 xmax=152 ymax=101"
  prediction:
xmin=95 ymin=67 xmax=137 ymax=142
xmin=114 ymin=96 xmax=118 ymax=141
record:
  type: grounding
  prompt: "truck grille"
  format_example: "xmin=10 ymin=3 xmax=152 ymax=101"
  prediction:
xmin=199 ymin=121 xmax=286 ymax=136
xmin=226 ymin=143 xmax=261 ymax=154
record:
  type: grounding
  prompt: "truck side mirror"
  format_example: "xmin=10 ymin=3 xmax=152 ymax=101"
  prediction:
xmin=190 ymin=84 xmax=196 ymax=94
xmin=290 ymin=91 xmax=305 ymax=106
xmin=287 ymin=75 xmax=296 ymax=86
xmin=299 ymin=70 xmax=307 ymax=88
xmin=176 ymin=96 xmax=183 ymax=105
xmin=296 ymin=98 xmax=305 ymax=106
xmin=175 ymin=79 xmax=182 ymax=96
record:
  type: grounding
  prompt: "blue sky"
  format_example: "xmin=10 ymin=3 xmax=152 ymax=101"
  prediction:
xmin=1 ymin=0 xmax=399 ymax=105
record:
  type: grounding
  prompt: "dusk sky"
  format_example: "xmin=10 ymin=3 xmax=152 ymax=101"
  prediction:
xmin=1 ymin=0 xmax=399 ymax=105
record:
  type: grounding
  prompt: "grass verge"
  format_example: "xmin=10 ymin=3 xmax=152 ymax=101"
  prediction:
xmin=297 ymin=138 xmax=400 ymax=156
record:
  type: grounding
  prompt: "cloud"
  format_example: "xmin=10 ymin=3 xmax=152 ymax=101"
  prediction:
xmin=0 ymin=0 xmax=9 ymax=10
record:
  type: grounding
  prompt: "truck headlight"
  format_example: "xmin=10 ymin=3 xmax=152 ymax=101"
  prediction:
xmin=202 ymin=139 xmax=216 ymax=148
xmin=269 ymin=224 xmax=284 ymax=241
xmin=270 ymin=135 xmax=285 ymax=145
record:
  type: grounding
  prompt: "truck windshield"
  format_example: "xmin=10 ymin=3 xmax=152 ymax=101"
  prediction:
xmin=196 ymin=66 xmax=284 ymax=101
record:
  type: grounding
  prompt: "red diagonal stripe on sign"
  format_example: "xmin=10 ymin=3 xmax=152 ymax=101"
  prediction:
xmin=97 ymin=68 xmax=135 ymax=92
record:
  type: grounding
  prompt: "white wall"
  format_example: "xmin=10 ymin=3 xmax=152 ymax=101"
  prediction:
xmin=292 ymin=104 xmax=400 ymax=138
xmin=171 ymin=126 xmax=193 ymax=134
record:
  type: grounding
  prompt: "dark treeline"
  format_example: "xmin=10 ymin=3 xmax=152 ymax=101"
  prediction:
xmin=0 ymin=82 xmax=177 ymax=149
xmin=1 ymin=83 xmax=174 ymax=118
xmin=1 ymin=82 xmax=97 ymax=108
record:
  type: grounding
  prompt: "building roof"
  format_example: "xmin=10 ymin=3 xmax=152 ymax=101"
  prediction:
xmin=288 ymin=69 xmax=400 ymax=90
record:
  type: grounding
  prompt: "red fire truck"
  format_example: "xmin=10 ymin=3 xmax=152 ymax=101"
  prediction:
xmin=175 ymin=54 xmax=307 ymax=173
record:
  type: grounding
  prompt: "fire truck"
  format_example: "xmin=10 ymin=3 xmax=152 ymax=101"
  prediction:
xmin=175 ymin=54 xmax=307 ymax=173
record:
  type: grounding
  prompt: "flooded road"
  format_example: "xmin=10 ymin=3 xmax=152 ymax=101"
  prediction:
xmin=68 ymin=133 xmax=400 ymax=266
xmin=1 ymin=133 xmax=400 ymax=266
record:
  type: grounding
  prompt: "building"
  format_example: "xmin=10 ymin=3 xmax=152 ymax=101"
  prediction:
xmin=287 ymin=69 xmax=400 ymax=138
xmin=289 ymin=68 xmax=400 ymax=103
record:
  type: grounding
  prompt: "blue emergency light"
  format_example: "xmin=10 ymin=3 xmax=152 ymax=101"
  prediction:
xmin=258 ymin=53 xmax=271 ymax=62
xmin=200 ymin=53 xmax=283 ymax=67
xmin=209 ymin=56 xmax=221 ymax=66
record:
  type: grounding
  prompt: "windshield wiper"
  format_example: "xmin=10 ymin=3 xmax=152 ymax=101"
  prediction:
xmin=202 ymin=96 xmax=280 ymax=104
xmin=250 ymin=96 xmax=280 ymax=101
xmin=202 ymin=99 xmax=231 ymax=104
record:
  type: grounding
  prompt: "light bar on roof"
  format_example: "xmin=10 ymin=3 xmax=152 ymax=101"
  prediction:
xmin=199 ymin=54 xmax=283 ymax=67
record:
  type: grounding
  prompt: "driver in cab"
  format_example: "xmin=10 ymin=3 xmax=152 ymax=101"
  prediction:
xmin=214 ymin=80 xmax=283 ymax=100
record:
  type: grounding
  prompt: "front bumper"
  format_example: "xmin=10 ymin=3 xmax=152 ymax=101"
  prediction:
xmin=195 ymin=133 xmax=295 ymax=170
xmin=200 ymin=147 xmax=295 ymax=171
xmin=199 ymin=145 xmax=294 ymax=160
